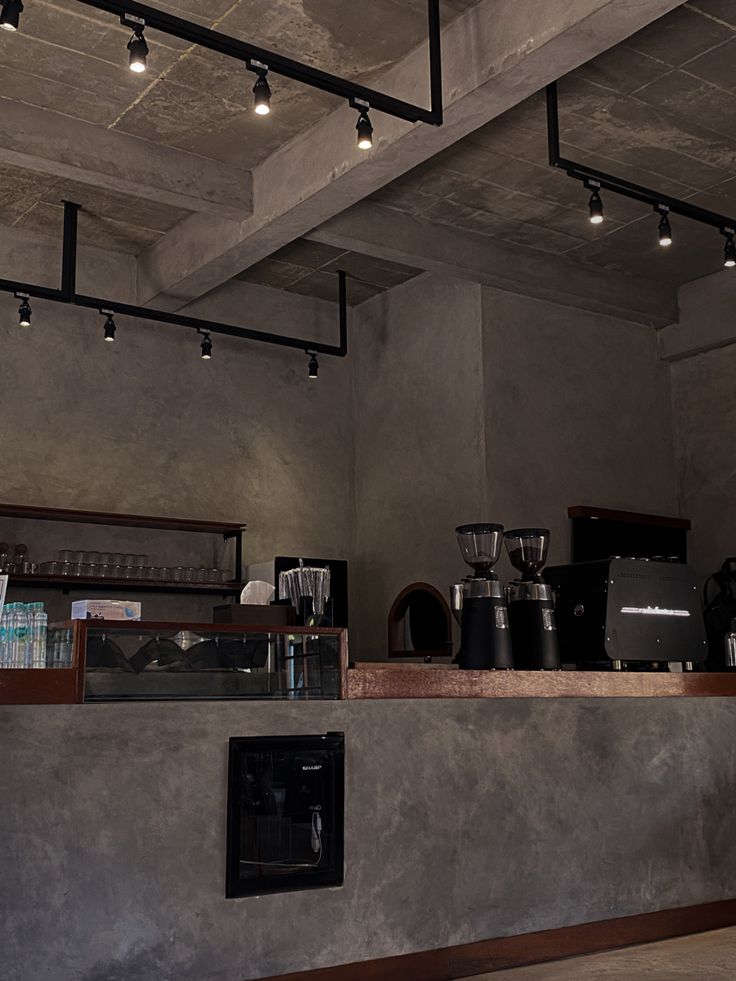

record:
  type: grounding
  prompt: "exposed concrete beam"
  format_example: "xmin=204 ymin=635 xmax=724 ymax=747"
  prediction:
xmin=0 ymin=225 xmax=336 ymax=343
xmin=136 ymin=0 xmax=686 ymax=310
xmin=0 ymin=98 xmax=252 ymax=221
xmin=306 ymin=203 xmax=677 ymax=327
xmin=659 ymin=270 xmax=735 ymax=360
xmin=0 ymin=221 xmax=135 ymax=301
xmin=182 ymin=279 xmax=339 ymax=347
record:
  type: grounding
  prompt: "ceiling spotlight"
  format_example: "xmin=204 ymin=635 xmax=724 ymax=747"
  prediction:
xmin=308 ymin=352 xmax=319 ymax=379
xmin=356 ymin=110 xmax=373 ymax=150
xmin=253 ymin=69 xmax=271 ymax=115
xmin=0 ymin=0 xmax=23 ymax=32
xmin=16 ymin=292 xmax=31 ymax=328
xmin=587 ymin=187 xmax=603 ymax=225
xmin=657 ymin=209 xmax=672 ymax=247
xmin=724 ymin=231 xmax=736 ymax=268
xmin=127 ymin=29 xmax=148 ymax=73
xmin=102 ymin=310 xmax=116 ymax=342
xmin=200 ymin=332 xmax=212 ymax=360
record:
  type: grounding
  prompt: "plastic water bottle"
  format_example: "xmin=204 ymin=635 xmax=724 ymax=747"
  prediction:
xmin=30 ymin=603 xmax=47 ymax=668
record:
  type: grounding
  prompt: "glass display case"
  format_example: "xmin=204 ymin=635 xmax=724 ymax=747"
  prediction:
xmin=79 ymin=620 xmax=346 ymax=701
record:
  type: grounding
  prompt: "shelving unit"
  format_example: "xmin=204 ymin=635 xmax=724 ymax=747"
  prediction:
xmin=8 ymin=573 xmax=245 ymax=595
xmin=0 ymin=501 xmax=246 ymax=593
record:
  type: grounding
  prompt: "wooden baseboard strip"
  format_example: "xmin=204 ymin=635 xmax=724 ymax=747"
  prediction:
xmin=254 ymin=898 xmax=736 ymax=981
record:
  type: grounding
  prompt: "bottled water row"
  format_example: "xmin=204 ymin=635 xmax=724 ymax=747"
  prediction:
xmin=0 ymin=602 xmax=58 ymax=668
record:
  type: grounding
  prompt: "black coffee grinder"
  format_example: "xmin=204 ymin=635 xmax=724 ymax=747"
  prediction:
xmin=450 ymin=523 xmax=513 ymax=669
xmin=504 ymin=528 xmax=560 ymax=670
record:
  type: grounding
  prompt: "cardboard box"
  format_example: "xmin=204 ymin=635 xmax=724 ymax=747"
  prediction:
xmin=71 ymin=600 xmax=141 ymax=620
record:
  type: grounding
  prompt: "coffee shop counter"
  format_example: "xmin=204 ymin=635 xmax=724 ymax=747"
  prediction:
xmin=345 ymin=662 xmax=736 ymax=698
xmin=3 ymin=692 xmax=736 ymax=981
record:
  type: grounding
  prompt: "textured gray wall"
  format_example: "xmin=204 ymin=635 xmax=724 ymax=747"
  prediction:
xmin=2 ymin=698 xmax=735 ymax=981
xmin=350 ymin=276 xmax=487 ymax=659
xmin=671 ymin=344 xmax=736 ymax=582
xmin=351 ymin=276 xmax=678 ymax=659
xmin=0 ymin=294 xmax=353 ymax=614
xmin=482 ymin=287 xmax=678 ymax=567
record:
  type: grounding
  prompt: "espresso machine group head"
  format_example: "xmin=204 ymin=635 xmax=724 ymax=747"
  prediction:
xmin=504 ymin=528 xmax=560 ymax=670
xmin=450 ymin=523 xmax=513 ymax=670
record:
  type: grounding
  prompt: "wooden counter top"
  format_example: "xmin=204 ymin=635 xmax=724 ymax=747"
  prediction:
xmin=346 ymin=663 xmax=736 ymax=698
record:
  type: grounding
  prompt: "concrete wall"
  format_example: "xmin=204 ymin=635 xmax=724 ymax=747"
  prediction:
xmin=0 ymin=290 xmax=352 ymax=620
xmin=2 ymin=698 xmax=736 ymax=981
xmin=670 ymin=344 xmax=736 ymax=582
xmin=351 ymin=276 xmax=678 ymax=660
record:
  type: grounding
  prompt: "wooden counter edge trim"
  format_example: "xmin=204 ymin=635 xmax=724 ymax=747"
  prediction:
xmin=253 ymin=897 xmax=736 ymax=981
xmin=346 ymin=667 xmax=736 ymax=698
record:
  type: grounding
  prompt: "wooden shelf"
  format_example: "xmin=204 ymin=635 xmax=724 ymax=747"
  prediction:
xmin=7 ymin=574 xmax=244 ymax=594
xmin=0 ymin=502 xmax=245 ymax=535
xmin=346 ymin=663 xmax=736 ymax=699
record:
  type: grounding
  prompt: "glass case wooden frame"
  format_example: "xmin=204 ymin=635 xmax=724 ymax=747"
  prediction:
xmin=0 ymin=620 xmax=349 ymax=704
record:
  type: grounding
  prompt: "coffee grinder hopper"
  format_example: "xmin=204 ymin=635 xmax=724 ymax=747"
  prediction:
xmin=504 ymin=528 xmax=551 ymax=581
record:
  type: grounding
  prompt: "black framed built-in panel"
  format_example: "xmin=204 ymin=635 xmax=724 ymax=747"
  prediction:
xmin=226 ymin=733 xmax=344 ymax=898
xmin=569 ymin=507 xmax=690 ymax=564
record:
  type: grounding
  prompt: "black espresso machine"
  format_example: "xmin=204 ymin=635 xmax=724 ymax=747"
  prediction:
xmin=545 ymin=558 xmax=708 ymax=670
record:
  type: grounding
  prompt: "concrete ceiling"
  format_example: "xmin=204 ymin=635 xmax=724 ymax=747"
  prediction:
xmin=0 ymin=0 xmax=479 ymax=258
xmin=366 ymin=1 xmax=736 ymax=286
xmin=0 ymin=0 xmax=712 ymax=317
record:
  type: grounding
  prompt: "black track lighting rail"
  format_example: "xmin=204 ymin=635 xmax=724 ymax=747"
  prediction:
xmin=74 ymin=0 xmax=443 ymax=126
xmin=0 ymin=202 xmax=348 ymax=358
xmin=545 ymin=82 xmax=736 ymax=234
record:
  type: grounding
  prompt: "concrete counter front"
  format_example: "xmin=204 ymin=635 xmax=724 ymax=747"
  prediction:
xmin=2 ymin=698 xmax=736 ymax=981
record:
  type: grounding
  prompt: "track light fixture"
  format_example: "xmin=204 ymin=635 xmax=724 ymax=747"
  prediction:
xmin=0 ymin=0 xmax=23 ymax=32
xmin=657 ymin=208 xmax=672 ymax=247
xmin=308 ymin=351 xmax=319 ymax=379
xmin=16 ymin=292 xmax=30 ymax=328
xmin=355 ymin=107 xmax=373 ymax=150
xmin=587 ymin=185 xmax=603 ymax=225
xmin=723 ymin=230 xmax=736 ymax=268
xmin=251 ymin=62 xmax=271 ymax=116
xmin=101 ymin=310 xmax=116 ymax=341
xmin=548 ymin=83 xmax=736 ymax=275
xmin=200 ymin=331 xmax=212 ymax=360
xmin=125 ymin=15 xmax=148 ymax=73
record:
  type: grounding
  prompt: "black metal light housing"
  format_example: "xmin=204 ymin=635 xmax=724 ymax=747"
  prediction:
xmin=127 ymin=30 xmax=148 ymax=73
xmin=102 ymin=311 xmax=116 ymax=341
xmin=16 ymin=292 xmax=31 ymax=327
xmin=308 ymin=352 xmax=319 ymax=379
xmin=588 ymin=187 xmax=603 ymax=225
xmin=724 ymin=232 xmax=736 ymax=268
xmin=356 ymin=110 xmax=373 ymax=150
xmin=253 ymin=70 xmax=271 ymax=115
xmin=0 ymin=0 xmax=23 ymax=32
xmin=201 ymin=332 xmax=212 ymax=359
xmin=657 ymin=209 xmax=672 ymax=247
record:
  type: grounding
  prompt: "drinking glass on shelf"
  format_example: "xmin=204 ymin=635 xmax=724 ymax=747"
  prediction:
xmin=173 ymin=566 xmax=185 ymax=582
xmin=135 ymin=554 xmax=147 ymax=568
xmin=58 ymin=549 xmax=74 ymax=563
xmin=100 ymin=553 xmax=112 ymax=566
xmin=98 ymin=564 xmax=111 ymax=579
xmin=80 ymin=563 xmax=94 ymax=577
xmin=123 ymin=566 xmax=136 ymax=580
xmin=124 ymin=553 xmax=136 ymax=566
xmin=159 ymin=567 xmax=173 ymax=581
xmin=85 ymin=551 xmax=101 ymax=565
xmin=143 ymin=566 xmax=157 ymax=580
xmin=184 ymin=567 xmax=197 ymax=583
xmin=59 ymin=562 xmax=73 ymax=576
xmin=111 ymin=553 xmax=124 ymax=566
xmin=207 ymin=568 xmax=222 ymax=584
xmin=110 ymin=564 xmax=123 ymax=579
xmin=72 ymin=550 xmax=85 ymax=563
